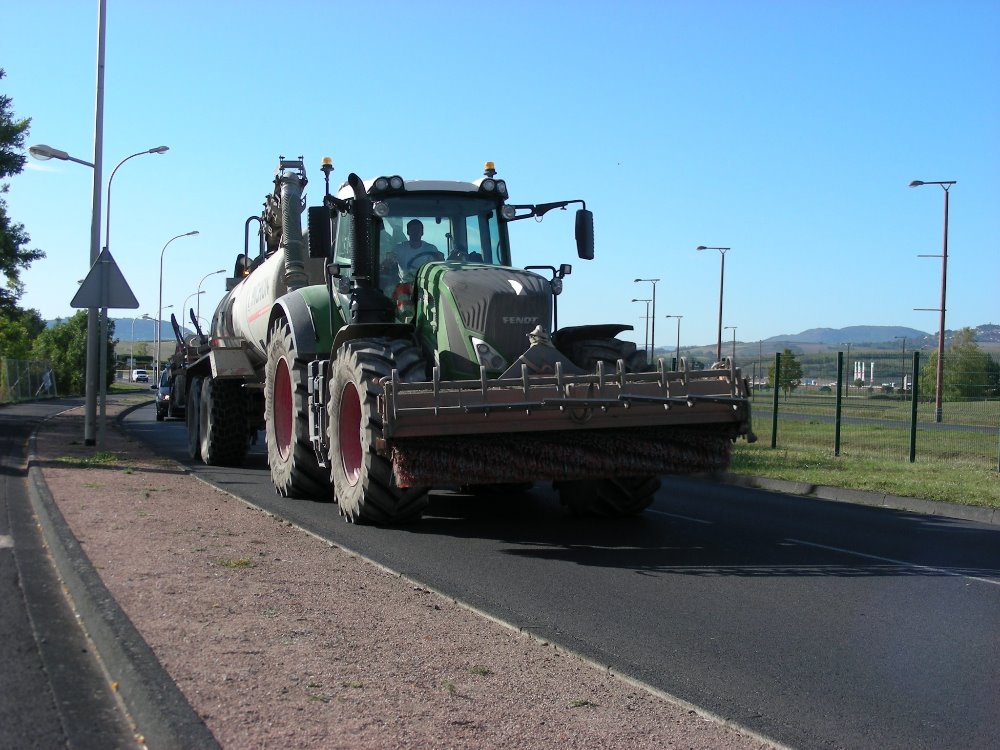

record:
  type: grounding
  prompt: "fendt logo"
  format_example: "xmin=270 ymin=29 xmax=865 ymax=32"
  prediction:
xmin=503 ymin=316 xmax=540 ymax=325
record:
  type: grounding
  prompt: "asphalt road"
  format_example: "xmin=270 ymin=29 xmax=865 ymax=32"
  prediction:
xmin=127 ymin=406 xmax=1000 ymax=750
xmin=0 ymin=401 xmax=136 ymax=750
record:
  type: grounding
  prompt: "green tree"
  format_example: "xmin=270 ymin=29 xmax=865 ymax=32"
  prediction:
xmin=1 ymin=69 xmax=44 ymax=315
xmin=0 ymin=306 xmax=44 ymax=359
xmin=31 ymin=312 xmax=116 ymax=395
xmin=920 ymin=327 xmax=992 ymax=401
xmin=767 ymin=348 xmax=803 ymax=398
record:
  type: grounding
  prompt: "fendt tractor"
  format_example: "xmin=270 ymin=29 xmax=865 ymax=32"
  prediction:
xmin=179 ymin=156 xmax=754 ymax=523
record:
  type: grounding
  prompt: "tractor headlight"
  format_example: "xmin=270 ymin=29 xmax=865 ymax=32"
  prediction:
xmin=500 ymin=205 xmax=517 ymax=220
xmin=373 ymin=201 xmax=389 ymax=218
xmin=551 ymin=278 xmax=563 ymax=295
xmin=481 ymin=178 xmax=496 ymax=192
xmin=389 ymin=175 xmax=404 ymax=190
xmin=471 ymin=337 xmax=506 ymax=371
xmin=495 ymin=179 xmax=507 ymax=197
xmin=374 ymin=177 xmax=389 ymax=191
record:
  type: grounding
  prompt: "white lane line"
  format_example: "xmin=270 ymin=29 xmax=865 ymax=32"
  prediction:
xmin=647 ymin=510 xmax=713 ymax=525
xmin=785 ymin=538 xmax=1000 ymax=587
xmin=0 ymin=535 xmax=13 ymax=549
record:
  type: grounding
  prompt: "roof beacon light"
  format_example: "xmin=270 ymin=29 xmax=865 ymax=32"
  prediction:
xmin=484 ymin=161 xmax=497 ymax=178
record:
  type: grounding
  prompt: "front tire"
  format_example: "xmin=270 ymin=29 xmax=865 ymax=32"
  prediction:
xmin=265 ymin=319 xmax=330 ymax=498
xmin=554 ymin=476 xmax=661 ymax=517
xmin=328 ymin=338 xmax=429 ymax=524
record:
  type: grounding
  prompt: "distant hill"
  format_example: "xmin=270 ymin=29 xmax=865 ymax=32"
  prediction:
xmin=765 ymin=326 xmax=931 ymax=347
xmin=45 ymin=316 xmax=195 ymax=342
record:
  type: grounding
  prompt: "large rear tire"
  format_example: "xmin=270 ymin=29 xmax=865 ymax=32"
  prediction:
xmin=328 ymin=337 xmax=429 ymax=524
xmin=199 ymin=377 xmax=250 ymax=466
xmin=554 ymin=476 xmax=661 ymax=517
xmin=186 ymin=376 xmax=203 ymax=460
xmin=265 ymin=319 xmax=330 ymax=498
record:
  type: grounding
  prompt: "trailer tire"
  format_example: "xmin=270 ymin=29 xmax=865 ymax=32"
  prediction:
xmin=567 ymin=338 xmax=646 ymax=373
xmin=328 ymin=337 xmax=429 ymax=524
xmin=265 ymin=319 xmax=330 ymax=498
xmin=199 ymin=377 xmax=249 ymax=466
xmin=554 ymin=475 xmax=660 ymax=517
xmin=186 ymin=376 xmax=203 ymax=460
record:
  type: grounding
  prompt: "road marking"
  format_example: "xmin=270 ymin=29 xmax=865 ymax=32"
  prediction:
xmin=0 ymin=535 xmax=13 ymax=549
xmin=647 ymin=510 xmax=713 ymax=525
xmin=785 ymin=538 xmax=1000 ymax=587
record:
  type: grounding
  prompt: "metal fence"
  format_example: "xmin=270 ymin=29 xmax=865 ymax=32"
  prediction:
xmin=0 ymin=358 xmax=60 ymax=404
xmin=745 ymin=350 xmax=1000 ymax=471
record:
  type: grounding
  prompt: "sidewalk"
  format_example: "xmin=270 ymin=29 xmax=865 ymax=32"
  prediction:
xmin=29 ymin=398 xmax=777 ymax=750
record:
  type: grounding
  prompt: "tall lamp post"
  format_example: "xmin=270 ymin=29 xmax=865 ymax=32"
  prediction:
xmin=634 ymin=278 xmax=659 ymax=362
xmin=664 ymin=314 xmax=683 ymax=369
xmin=181 ymin=291 xmax=205 ymax=322
xmin=910 ymin=179 xmax=955 ymax=423
xmin=196 ymin=268 xmax=226 ymax=323
xmin=724 ymin=326 xmax=738 ymax=362
xmin=129 ymin=313 xmax=152 ymax=377
xmin=894 ymin=335 xmax=907 ymax=390
xmin=28 ymin=143 xmax=102 ymax=445
xmin=98 ymin=146 xmax=169 ymax=441
xmin=631 ymin=298 xmax=652 ymax=359
xmin=157 ymin=232 xmax=199 ymax=378
xmin=697 ymin=246 xmax=731 ymax=362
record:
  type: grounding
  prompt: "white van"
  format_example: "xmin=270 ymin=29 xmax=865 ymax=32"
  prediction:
xmin=131 ymin=369 xmax=149 ymax=383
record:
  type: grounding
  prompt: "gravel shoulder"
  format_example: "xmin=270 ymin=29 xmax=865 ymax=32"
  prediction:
xmin=35 ymin=399 xmax=775 ymax=749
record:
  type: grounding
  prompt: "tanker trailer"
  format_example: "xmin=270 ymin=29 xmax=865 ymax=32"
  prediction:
xmin=184 ymin=157 xmax=335 ymax=498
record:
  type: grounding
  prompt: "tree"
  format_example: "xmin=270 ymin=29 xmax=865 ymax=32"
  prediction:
xmin=767 ymin=348 xmax=803 ymax=398
xmin=1 ymin=69 xmax=44 ymax=315
xmin=920 ymin=327 xmax=993 ymax=401
xmin=0 ymin=306 xmax=44 ymax=359
xmin=32 ymin=312 xmax=116 ymax=395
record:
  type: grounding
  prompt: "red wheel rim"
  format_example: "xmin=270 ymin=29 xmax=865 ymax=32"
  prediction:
xmin=274 ymin=358 xmax=293 ymax=460
xmin=339 ymin=381 xmax=362 ymax=486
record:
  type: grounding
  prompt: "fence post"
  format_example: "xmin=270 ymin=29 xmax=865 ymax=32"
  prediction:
xmin=835 ymin=351 xmax=843 ymax=456
xmin=909 ymin=351 xmax=920 ymax=463
xmin=771 ymin=352 xmax=781 ymax=449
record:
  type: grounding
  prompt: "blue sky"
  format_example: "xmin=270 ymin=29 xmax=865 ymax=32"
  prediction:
xmin=4 ymin=0 xmax=998 ymax=351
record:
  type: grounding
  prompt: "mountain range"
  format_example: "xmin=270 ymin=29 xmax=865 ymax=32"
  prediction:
xmin=50 ymin=319 xmax=1000 ymax=350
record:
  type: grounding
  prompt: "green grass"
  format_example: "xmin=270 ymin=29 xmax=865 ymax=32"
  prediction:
xmin=732 ymin=440 xmax=1000 ymax=509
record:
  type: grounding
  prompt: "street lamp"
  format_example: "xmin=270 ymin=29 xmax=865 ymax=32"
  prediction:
xmin=105 ymin=146 xmax=168 ymax=252
xmin=724 ymin=326 xmax=738 ymax=362
xmin=894 ymin=335 xmax=907 ymax=390
xmin=29 ymin=142 xmax=103 ymax=445
xmin=98 ymin=145 xmax=168 ymax=443
xmin=631 ymin=298 xmax=652 ymax=359
xmin=129 ymin=313 xmax=152 ymax=377
xmin=910 ymin=179 xmax=956 ymax=423
xmin=664 ymin=314 xmax=683 ymax=369
xmin=196 ymin=268 xmax=226 ymax=322
xmin=634 ymin=278 xmax=660 ymax=362
xmin=181 ymin=291 xmax=205 ymax=323
xmin=157 ymin=232 xmax=199 ymax=378
xmin=697 ymin=246 xmax=731 ymax=362
xmin=153 ymin=305 xmax=174 ymax=369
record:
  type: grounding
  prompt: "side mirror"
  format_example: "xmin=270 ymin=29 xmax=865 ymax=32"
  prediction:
xmin=307 ymin=206 xmax=333 ymax=259
xmin=575 ymin=209 xmax=594 ymax=260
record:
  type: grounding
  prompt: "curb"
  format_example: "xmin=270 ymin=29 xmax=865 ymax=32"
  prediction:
xmin=26 ymin=415 xmax=221 ymax=750
xmin=715 ymin=472 xmax=999 ymax=526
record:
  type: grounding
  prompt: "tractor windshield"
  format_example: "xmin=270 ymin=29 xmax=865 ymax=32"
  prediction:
xmin=378 ymin=194 xmax=507 ymax=269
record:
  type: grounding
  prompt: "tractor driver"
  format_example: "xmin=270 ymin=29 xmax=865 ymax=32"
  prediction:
xmin=382 ymin=219 xmax=444 ymax=281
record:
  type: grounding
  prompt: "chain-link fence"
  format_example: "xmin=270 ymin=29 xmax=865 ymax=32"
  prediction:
xmin=0 ymin=358 xmax=60 ymax=404
xmin=745 ymin=350 xmax=1000 ymax=471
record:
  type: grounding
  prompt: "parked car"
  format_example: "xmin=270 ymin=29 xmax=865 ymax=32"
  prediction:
xmin=132 ymin=368 xmax=149 ymax=383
